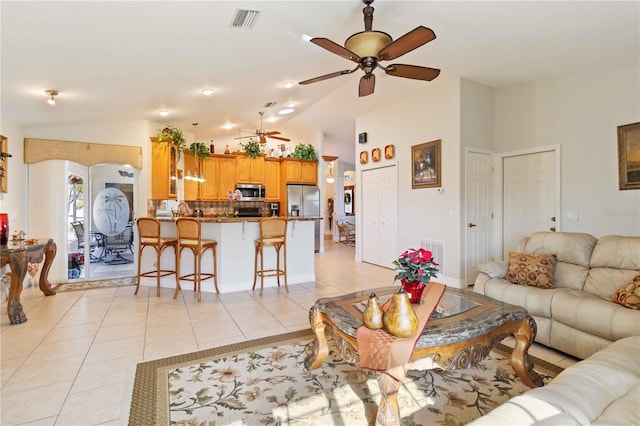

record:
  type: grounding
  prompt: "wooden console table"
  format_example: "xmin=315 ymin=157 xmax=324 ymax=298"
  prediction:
xmin=1 ymin=239 xmax=57 ymax=324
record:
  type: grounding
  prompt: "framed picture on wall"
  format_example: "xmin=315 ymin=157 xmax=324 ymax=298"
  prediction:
xmin=618 ymin=122 xmax=640 ymax=190
xmin=0 ymin=135 xmax=8 ymax=193
xmin=344 ymin=186 xmax=354 ymax=215
xmin=411 ymin=139 xmax=441 ymax=189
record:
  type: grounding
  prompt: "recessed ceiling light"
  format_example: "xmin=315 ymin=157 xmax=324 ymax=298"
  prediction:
xmin=267 ymin=116 xmax=277 ymax=123
xmin=302 ymin=34 xmax=313 ymax=42
xmin=222 ymin=123 xmax=235 ymax=130
xmin=278 ymin=108 xmax=294 ymax=115
xmin=158 ymin=110 xmax=170 ymax=116
xmin=287 ymin=103 xmax=295 ymax=108
xmin=282 ymin=82 xmax=294 ymax=89
xmin=202 ymin=88 xmax=215 ymax=96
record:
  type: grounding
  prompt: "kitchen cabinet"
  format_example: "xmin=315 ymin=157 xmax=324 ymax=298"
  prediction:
xmin=264 ymin=158 xmax=280 ymax=201
xmin=281 ymin=159 xmax=317 ymax=185
xmin=236 ymin=154 xmax=265 ymax=183
xmin=183 ymin=151 xmax=199 ymax=200
xmin=151 ymin=137 xmax=178 ymax=199
xmin=201 ymin=155 xmax=237 ymax=200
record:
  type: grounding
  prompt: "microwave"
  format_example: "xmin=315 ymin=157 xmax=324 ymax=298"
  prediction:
xmin=235 ymin=184 xmax=265 ymax=201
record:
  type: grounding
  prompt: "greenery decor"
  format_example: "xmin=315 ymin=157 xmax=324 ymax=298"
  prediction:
xmin=239 ymin=138 xmax=265 ymax=158
xmin=291 ymin=143 xmax=318 ymax=162
xmin=158 ymin=125 xmax=187 ymax=159
xmin=189 ymin=142 xmax=210 ymax=158
xmin=392 ymin=248 xmax=439 ymax=285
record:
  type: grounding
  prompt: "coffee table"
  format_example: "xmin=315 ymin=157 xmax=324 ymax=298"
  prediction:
xmin=304 ymin=285 xmax=543 ymax=426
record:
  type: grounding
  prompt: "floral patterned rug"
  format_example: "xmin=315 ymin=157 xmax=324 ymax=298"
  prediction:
xmin=127 ymin=330 xmax=562 ymax=425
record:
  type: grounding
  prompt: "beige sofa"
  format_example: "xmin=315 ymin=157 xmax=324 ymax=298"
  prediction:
xmin=470 ymin=335 xmax=640 ymax=425
xmin=474 ymin=232 xmax=640 ymax=360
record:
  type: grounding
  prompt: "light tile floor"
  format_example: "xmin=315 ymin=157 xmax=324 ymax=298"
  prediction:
xmin=1 ymin=240 xmax=577 ymax=425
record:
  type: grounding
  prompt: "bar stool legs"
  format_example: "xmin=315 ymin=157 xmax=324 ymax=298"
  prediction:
xmin=135 ymin=218 xmax=177 ymax=297
xmin=253 ymin=218 xmax=288 ymax=296
xmin=175 ymin=218 xmax=218 ymax=301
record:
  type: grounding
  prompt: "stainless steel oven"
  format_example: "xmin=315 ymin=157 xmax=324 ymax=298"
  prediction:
xmin=235 ymin=184 xmax=265 ymax=201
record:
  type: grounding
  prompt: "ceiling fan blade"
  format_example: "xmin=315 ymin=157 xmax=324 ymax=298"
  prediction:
xmin=269 ymin=136 xmax=291 ymax=142
xmin=265 ymin=131 xmax=281 ymax=136
xmin=359 ymin=74 xmax=375 ymax=97
xmin=310 ymin=38 xmax=360 ymax=63
xmin=299 ymin=67 xmax=359 ymax=85
xmin=385 ymin=64 xmax=440 ymax=81
xmin=378 ymin=26 xmax=436 ymax=61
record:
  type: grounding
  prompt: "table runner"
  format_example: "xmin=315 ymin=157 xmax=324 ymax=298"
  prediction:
xmin=355 ymin=282 xmax=446 ymax=381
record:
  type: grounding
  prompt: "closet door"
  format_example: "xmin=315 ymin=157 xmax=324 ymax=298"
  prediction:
xmin=362 ymin=165 xmax=397 ymax=268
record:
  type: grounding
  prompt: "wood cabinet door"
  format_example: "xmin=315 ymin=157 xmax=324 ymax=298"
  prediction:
xmin=284 ymin=159 xmax=302 ymax=183
xmin=300 ymin=161 xmax=318 ymax=185
xmin=236 ymin=154 xmax=265 ymax=183
xmin=151 ymin=140 xmax=177 ymax=199
xmin=218 ymin=156 xmax=237 ymax=200
xmin=265 ymin=159 xmax=280 ymax=201
xmin=183 ymin=151 xmax=199 ymax=200
xmin=201 ymin=157 xmax=220 ymax=200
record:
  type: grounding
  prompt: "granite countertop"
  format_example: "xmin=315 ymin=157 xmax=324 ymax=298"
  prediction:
xmin=154 ymin=216 xmax=322 ymax=223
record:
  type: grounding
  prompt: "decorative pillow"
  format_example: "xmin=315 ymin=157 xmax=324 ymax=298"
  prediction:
xmin=612 ymin=274 xmax=640 ymax=309
xmin=506 ymin=252 xmax=556 ymax=289
xmin=477 ymin=261 xmax=508 ymax=278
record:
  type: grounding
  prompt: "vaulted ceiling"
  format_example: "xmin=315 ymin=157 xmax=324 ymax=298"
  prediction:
xmin=2 ymin=1 xmax=638 ymax=164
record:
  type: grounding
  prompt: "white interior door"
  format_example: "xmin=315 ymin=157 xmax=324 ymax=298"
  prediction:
xmin=465 ymin=150 xmax=493 ymax=285
xmin=503 ymin=149 xmax=558 ymax=258
xmin=362 ymin=166 xmax=397 ymax=267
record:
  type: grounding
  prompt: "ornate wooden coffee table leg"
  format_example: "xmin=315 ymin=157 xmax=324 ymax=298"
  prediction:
xmin=376 ymin=373 xmax=402 ymax=426
xmin=304 ymin=306 xmax=330 ymax=370
xmin=38 ymin=240 xmax=57 ymax=296
xmin=6 ymin=250 xmax=28 ymax=325
xmin=511 ymin=316 xmax=544 ymax=388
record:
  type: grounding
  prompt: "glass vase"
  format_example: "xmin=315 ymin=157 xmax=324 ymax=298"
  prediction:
xmin=401 ymin=279 xmax=426 ymax=304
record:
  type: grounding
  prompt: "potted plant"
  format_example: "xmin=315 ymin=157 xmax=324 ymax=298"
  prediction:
xmin=188 ymin=142 xmax=210 ymax=158
xmin=291 ymin=143 xmax=318 ymax=162
xmin=239 ymin=138 xmax=265 ymax=158
xmin=157 ymin=125 xmax=187 ymax=159
xmin=392 ymin=248 xmax=439 ymax=303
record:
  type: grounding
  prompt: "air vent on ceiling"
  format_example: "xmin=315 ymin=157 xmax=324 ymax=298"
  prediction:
xmin=263 ymin=101 xmax=277 ymax=108
xmin=230 ymin=9 xmax=261 ymax=29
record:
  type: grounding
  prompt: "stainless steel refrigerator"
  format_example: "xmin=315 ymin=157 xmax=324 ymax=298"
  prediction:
xmin=287 ymin=184 xmax=321 ymax=252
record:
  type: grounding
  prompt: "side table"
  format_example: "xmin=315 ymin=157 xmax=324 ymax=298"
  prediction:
xmin=1 ymin=239 xmax=57 ymax=324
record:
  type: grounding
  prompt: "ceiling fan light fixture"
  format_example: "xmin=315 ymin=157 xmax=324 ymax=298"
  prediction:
xmin=344 ymin=31 xmax=392 ymax=58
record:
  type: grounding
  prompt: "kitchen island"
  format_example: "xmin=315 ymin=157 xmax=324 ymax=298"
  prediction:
xmin=141 ymin=217 xmax=320 ymax=294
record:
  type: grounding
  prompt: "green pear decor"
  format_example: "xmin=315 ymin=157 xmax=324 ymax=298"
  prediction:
xmin=382 ymin=287 xmax=419 ymax=338
xmin=363 ymin=292 xmax=384 ymax=329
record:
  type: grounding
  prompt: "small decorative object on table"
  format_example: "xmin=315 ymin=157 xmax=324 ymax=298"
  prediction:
xmin=363 ymin=292 xmax=383 ymax=329
xmin=392 ymin=248 xmax=439 ymax=303
xmin=382 ymin=287 xmax=419 ymax=337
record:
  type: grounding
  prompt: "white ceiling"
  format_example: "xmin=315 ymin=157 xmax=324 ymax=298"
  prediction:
xmin=2 ymin=1 xmax=638 ymax=163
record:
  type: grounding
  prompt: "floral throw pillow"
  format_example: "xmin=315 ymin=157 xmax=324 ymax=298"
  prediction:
xmin=612 ymin=274 xmax=640 ymax=309
xmin=506 ymin=252 xmax=556 ymax=289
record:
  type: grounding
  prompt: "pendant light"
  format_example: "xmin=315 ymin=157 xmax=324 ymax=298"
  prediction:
xmin=322 ymin=155 xmax=338 ymax=184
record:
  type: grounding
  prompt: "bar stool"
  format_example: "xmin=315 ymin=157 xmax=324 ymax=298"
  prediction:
xmin=135 ymin=217 xmax=177 ymax=297
xmin=253 ymin=217 xmax=288 ymax=296
xmin=175 ymin=218 xmax=218 ymax=301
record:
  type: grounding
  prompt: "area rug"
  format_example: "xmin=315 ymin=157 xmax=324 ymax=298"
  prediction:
xmin=54 ymin=276 xmax=136 ymax=292
xmin=128 ymin=329 xmax=562 ymax=425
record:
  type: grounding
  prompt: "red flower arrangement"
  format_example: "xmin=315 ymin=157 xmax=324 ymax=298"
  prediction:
xmin=392 ymin=248 xmax=439 ymax=303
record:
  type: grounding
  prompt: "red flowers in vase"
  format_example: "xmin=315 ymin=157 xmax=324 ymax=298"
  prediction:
xmin=392 ymin=248 xmax=439 ymax=303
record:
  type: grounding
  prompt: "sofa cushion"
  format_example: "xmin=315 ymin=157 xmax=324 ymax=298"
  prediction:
xmin=551 ymin=290 xmax=640 ymax=341
xmin=477 ymin=261 xmax=508 ymax=278
xmin=584 ymin=235 xmax=640 ymax=300
xmin=523 ymin=232 xmax=596 ymax=290
xmin=612 ymin=273 xmax=640 ymax=309
xmin=506 ymin=252 xmax=556 ymax=288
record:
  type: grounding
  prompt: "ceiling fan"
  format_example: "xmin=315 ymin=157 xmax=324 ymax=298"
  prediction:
xmin=235 ymin=111 xmax=291 ymax=144
xmin=299 ymin=0 xmax=440 ymax=97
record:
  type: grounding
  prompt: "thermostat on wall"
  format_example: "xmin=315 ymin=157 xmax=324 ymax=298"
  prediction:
xmin=358 ymin=132 xmax=367 ymax=144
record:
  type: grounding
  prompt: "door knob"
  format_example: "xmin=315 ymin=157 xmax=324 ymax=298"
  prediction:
xmin=550 ymin=227 xmax=556 ymax=232
xmin=468 ymin=223 xmax=477 ymax=228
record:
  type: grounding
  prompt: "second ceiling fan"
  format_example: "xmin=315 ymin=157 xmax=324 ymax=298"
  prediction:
xmin=299 ymin=0 xmax=440 ymax=97
xmin=235 ymin=111 xmax=291 ymax=144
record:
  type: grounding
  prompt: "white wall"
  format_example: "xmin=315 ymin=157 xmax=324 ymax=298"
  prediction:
xmin=355 ymin=75 xmax=463 ymax=285
xmin=0 ymin=120 xmax=28 ymax=235
xmin=494 ymin=67 xmax=640 ymax=236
